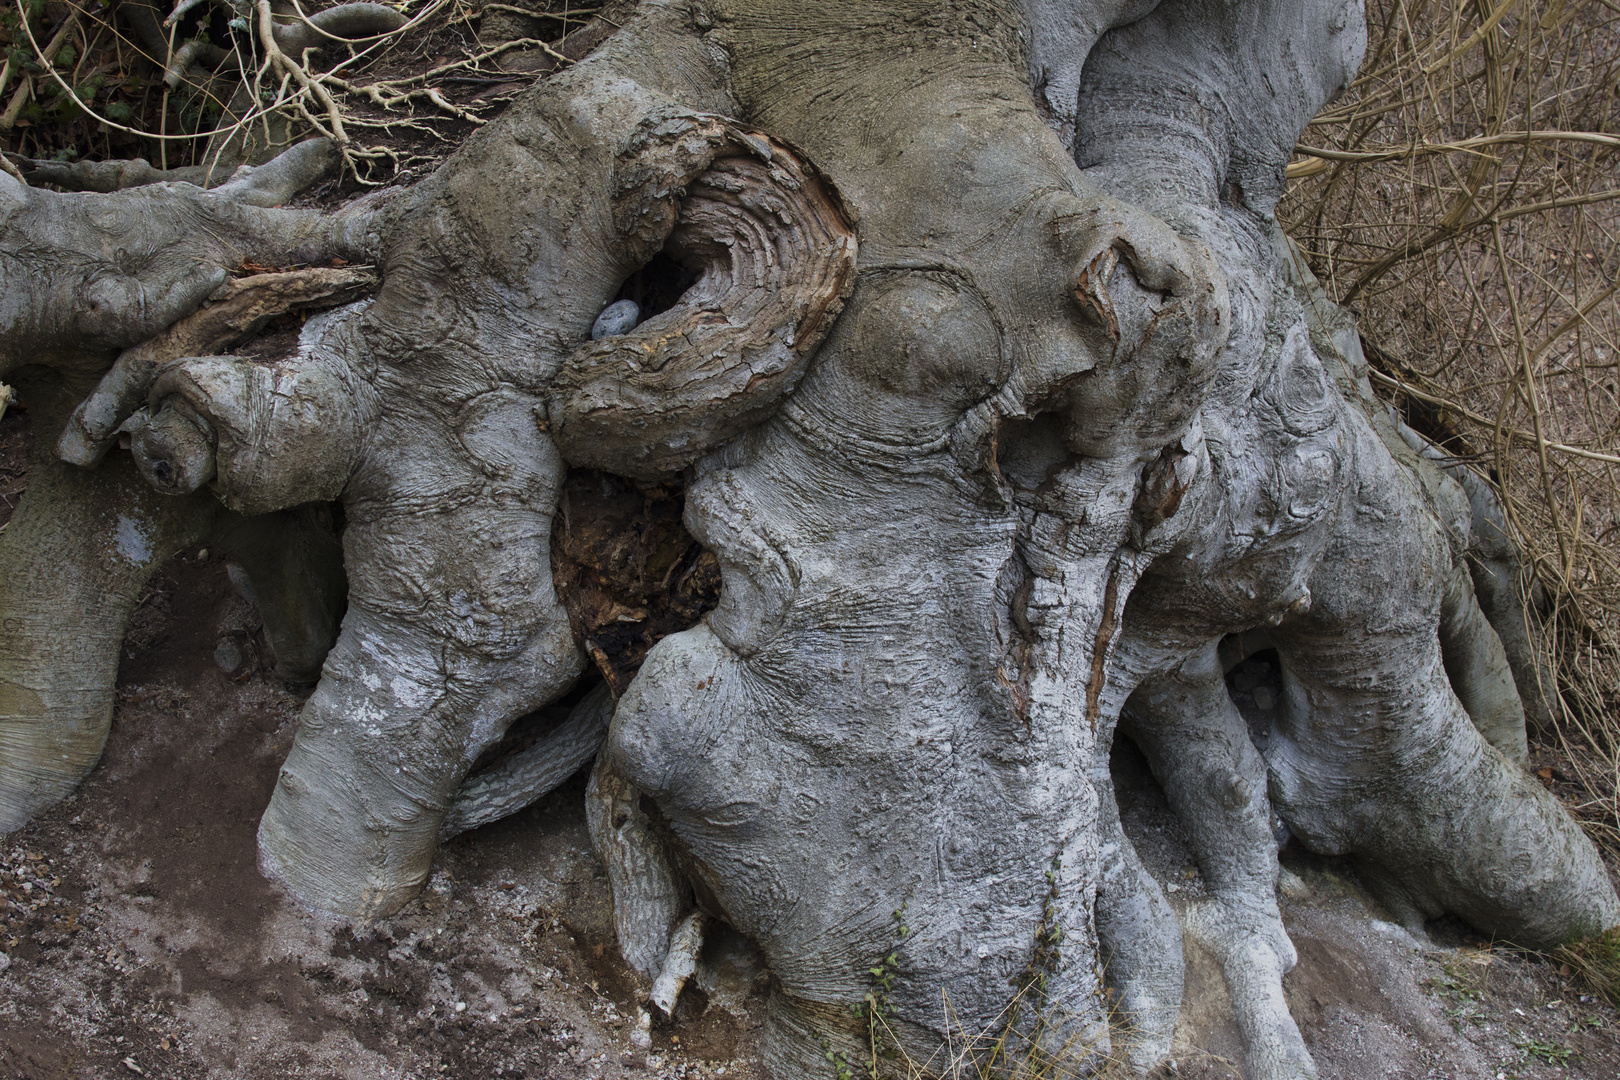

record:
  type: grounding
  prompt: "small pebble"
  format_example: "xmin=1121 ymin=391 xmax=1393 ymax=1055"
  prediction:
xmin=0 ymin=952 xmax=10 ymax=974
xmin=454 ymin=1001 xmax=468 ymax=1013
xmin=1278 ymin=868 xmax=1310 ymax=899
xmin=591 ymin=299 xmax=641 ymax=340
xmin=1252 ymin=685 xmax=1277 ymax=711
xmin=631 ymin=1007 xmax=652 ymax=1049
xmin=213 ymin=640 xmax=243 ymax=673
xmin=226 ymin=564 xmax=259 ymax=607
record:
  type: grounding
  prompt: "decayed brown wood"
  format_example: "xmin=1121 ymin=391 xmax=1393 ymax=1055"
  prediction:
xmin=550 ymin=470 xmax=721 ymax=697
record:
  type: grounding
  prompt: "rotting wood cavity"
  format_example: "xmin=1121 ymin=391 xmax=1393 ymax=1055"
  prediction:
xmin=546 ymin=124 xmax=857 ymax=479
xmin=612 ymin=250 xmax=702 ymax=322
xmin=549 ymin=469 xmax=722 ymax=696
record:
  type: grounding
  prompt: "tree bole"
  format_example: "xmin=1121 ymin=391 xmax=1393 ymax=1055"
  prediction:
xmin=0 ymin=2 xmax=1614 ymax=1078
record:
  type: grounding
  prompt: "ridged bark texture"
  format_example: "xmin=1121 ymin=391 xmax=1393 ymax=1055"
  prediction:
xmin=243 ymin=10 xmax=852 ymax=916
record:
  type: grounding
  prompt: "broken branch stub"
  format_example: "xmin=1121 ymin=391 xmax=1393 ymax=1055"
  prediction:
xmin=648 ymin=909 xmax=708 ymax=1021
xmin=132 ymin=348 xmax=368 ymax=515
xmin=547 ymin=125 xmax=857 ymax=480
xmin=57 ymin=267 xmax=377 ymax=469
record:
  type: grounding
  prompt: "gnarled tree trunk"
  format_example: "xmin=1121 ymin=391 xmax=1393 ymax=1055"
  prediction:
xmin=1 ymin=2 xmax=1613 ymax=1078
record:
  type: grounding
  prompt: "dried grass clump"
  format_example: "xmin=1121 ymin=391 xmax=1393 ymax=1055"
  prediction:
xmin=830 ymin=986 xmax=1135 ymax=1080
xmin=1280 ymin=0 xmax=1620 ymax=854
xmin=1554 ymin=926 xmax=1620 ymax=1007
xmin=0 ymin=0 xmax=616 ymax=183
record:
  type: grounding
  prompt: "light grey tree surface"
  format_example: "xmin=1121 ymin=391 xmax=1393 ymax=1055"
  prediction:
xmin=0 ymin=152 xmax=381 ymax=832
xmin=0 ymin=2 xmax=1614 ymax=1079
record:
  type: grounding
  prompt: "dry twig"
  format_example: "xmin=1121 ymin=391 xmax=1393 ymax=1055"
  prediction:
xmin=1283 ymin=0 xmax=1620 ymax=851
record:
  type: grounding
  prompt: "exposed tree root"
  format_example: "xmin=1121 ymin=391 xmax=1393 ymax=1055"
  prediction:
xmin=1 ymin=5 xmax=1616 ymax=1080
xmin=0 ymin=144 xmax=378 ymax=829
xmin=1092 ymin=750 xmax=1183 ymax=1071
xmin=59 ymin=264 xmax=376 ymax=470
xmin=10 ymin=156 xmax=230 ymax=192
xmin=440 ymin=680 xmax=612 ymax=838
xmin=267 ymin=2 xmax=408 ymax=58
xmin=586 ymin=753 xmax=690 ymax=980
xmin=648 ymin=909 xmax=708 ymax=1021
xmin=0 ymin=400 xmax=223 ymax=832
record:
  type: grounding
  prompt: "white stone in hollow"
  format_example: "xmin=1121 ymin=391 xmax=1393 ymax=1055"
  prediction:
xmin=591 ymin=299 xmax=641 ymax=340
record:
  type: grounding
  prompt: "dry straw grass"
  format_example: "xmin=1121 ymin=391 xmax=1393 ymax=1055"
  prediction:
xmin=1279 ymin=0 xmax=1620 ymax=854
xmin=828 ymin=986 xmax=1137 ymax=1080
xmin=0 ymin=0 xmax=600 ymax=182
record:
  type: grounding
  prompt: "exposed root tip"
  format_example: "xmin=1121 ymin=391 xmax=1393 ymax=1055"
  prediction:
xmin=648 ymin=910 xmax=708 ymax=1021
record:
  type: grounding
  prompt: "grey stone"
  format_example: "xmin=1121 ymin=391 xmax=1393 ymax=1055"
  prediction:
xmin=213 ymin=640 xmax=244 ymax=674
xmin=589 ymin=300 xmax=640 ymax=340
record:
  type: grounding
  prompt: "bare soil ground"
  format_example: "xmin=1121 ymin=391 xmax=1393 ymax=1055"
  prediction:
xmin=0 ymin=401 xmax=763 ymax=1080
xmin=1118 ymin=721 xmax=1620 ymax=1080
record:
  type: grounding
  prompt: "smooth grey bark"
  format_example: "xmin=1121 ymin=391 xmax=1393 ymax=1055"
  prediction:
xmin=1394 ymin=417 xmax=1560 ymax=737
xmin=7 ymin=1 xmax=855 ymax=918
xmin=0 ymin=159 xmax=382 ymax=830
xmin=0 ymin=2 xmax=1615 ymax=1079
xmin=1073 ymin=3 xmax=1615 ymax=1075
xmin=587 ymin=749 xmax=692 ymax=979
xmin=0 ymin=373 xmax=224 ymax=829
